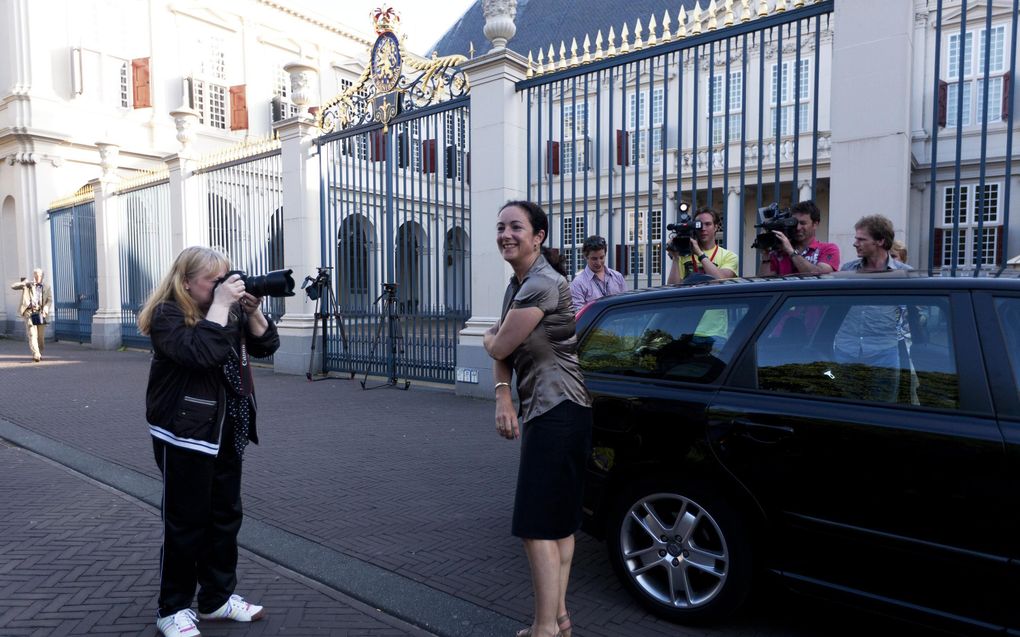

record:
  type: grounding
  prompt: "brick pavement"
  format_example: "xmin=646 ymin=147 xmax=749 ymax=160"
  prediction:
xmin=0 ymin=337 xmax=942 ymax=637
xmin=0 ymin=438 xmax=429 ymax=636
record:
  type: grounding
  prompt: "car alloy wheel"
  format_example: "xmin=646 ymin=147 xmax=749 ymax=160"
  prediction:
xmin=608 ymin=483 xmax=751 ymax=623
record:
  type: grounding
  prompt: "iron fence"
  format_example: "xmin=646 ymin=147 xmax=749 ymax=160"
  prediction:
xmin=317 ymin=99 xmax=471 ymax=384
xmin=518 ymin=1 xmax=833 ymax=281
xmin=48 ymin=195 xmax=98 ymax=343
xmin=117 ymin=179 xmax=172 ymax=347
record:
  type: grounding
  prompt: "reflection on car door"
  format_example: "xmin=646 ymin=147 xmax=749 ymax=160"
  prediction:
xmin=707 ymin=291 xmax=1009 ymax=629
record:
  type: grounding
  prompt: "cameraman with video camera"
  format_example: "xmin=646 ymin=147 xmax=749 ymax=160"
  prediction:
xmin=666 ymin=207 xmax=738 ymax=284
xmin=759 ymin=200 xmax=840 ymax=276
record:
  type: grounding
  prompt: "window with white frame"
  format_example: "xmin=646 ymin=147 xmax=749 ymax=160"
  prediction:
xmin=710 ymin=70 xmax=743 ymax=145
xmin=770 ymin=59 xmax=810 ymax=136
xmin=445 ymin=110 xmax=467 ymax=180
xmin=939 ymin=183 xmax=1002 ymax=266
xmin=562 ymin=216 xmax=588 ymax=274
xmin=562 ymin=101 xmax=590 ymax=175
xmin=626 ymin=209 xmax=663 ymax=275
xmin=190 ymin=34 xmax=229 ymax=129
xmin=274 ymin=67 xmax=301 ymax=119
xmin=628 ymin=88 xmax=665 ymax=166
xmin=946 ymin=25 xmax=1007 ymax=127
xmin=76 ymin=48 xmax=130 ymax=109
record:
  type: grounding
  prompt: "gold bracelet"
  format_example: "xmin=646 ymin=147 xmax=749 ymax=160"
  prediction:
xmin=494 ymin=381 xmax=511 ymax=392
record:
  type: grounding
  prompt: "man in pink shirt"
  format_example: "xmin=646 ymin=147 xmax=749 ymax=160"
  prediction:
xmin=759 ymin=200 xmax=840 ymax=276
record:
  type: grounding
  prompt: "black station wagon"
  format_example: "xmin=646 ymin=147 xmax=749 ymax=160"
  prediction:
xmin=574 ymin=274 xmax=1020 ymax=634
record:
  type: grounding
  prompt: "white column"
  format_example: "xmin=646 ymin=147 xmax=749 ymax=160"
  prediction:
xmin=725 ymin=186 xmax=741 ymax=269
xmin=829 ymin=0 xmax=914 ymax=262
xmin=455 ymin=49 xmax=528 ymax=398
xmin=165 ymin=153 xmax=204 ymax=254
xmin=271 ymin=113 xmax=321 ymax=375
xmin=90 ymin=176 xmax=123 ymax=349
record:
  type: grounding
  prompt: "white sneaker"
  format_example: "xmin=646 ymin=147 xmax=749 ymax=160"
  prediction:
xmin=198 ymin=594 xmax=265 ymax=622
xmin=156 ymin=609 xmax=201 ymax=637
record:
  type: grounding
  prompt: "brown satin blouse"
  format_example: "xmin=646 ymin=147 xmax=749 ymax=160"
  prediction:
xmin=500 ymin=254 xmax=592 ymax=423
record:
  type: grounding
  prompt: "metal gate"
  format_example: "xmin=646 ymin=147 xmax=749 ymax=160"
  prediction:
xmin=48 ymin=190 xmax=98 ymax=343
xmin=117 ymin=176 xmax=172 ymax=348
xmin=315 ymin=27 xmax=470 ymax=384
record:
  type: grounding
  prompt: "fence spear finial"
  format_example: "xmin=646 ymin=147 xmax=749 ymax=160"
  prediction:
xmin=536 ymin=47 xmax=545 ymax=74
xmin=558 ymin=41 xmax=567 ymax=69
xmin=706 ymin=0 xmax=718 ymax=30
xmin=595 ymin=30 xmax=605 ymax=59
xmin=691 ymin=1 xmax=703 ymax=35
xmin=724 ymin=0 xmax=735 ymax=26
xmin=527 ymin=51 xmax=534 ymax=77
xmin=619 ymin=22 xmax=630 ymax=54
xmin=758 ymin=0 xmax=769 ymax=17
xmin=647 ymin=14 xmax=658 ymax=47
xmin=607 ymin=26 xmax=617 ymax=56
xmin=661 ymin=10 xmax=672 ymax=40
xmin=582 ymin=33 xmax=592 ymax=63
xmin=548 ymin=44 xmax=556 ymax=69
xmin=775 ymin=0 xmax=787 ymax=12
xmin=741 ymin=0 xmax=752 ymax=22
xmin=570 ymin=37 xmax=580 ymax=66
xmin=676 ymin=6 xmax=688 ymax=38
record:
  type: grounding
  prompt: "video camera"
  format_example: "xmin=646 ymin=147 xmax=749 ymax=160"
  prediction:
xmin=751 ymin=203 xmax=798 ymax=252
xmin=301 ymin=267 xmax=333 ymax=301
xmin=665 ymin=202 xmax=700 ymax=257
xmin=216 ymin=269 xmax=295 ymax=298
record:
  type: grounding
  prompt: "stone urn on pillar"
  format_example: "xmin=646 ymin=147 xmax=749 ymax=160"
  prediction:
xmin=95 ymin=142 xmax=120 ymax=181
xmin=482 ymin=0 xmax=517 ymax=51
xmin=169 ymin=106 xmax=200 ymax=152
xmin=283 ymin=61 xmax=318 ymax=109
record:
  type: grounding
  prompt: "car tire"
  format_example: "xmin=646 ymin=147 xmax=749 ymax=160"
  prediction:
xmin=606 ymin=480 xmax=753 ymax=624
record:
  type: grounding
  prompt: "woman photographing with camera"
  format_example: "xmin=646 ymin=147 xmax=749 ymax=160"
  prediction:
xmin=484 ymin=201 xmax=591 ymax=637
xmin=137 ymin=246 xmax=279 ymax=637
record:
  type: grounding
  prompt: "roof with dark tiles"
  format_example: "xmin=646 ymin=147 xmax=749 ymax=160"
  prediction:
xmin=429 ymin=0 xmax=699 ymax=59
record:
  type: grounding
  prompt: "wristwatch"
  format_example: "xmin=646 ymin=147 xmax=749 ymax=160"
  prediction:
xmin=698 ymin=253 xmax=709 ymax=262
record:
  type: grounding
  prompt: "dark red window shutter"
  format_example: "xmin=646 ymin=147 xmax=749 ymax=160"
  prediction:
xmin=1002 ymin=72 xmax=1012 ymax=120
xmin=614 ymin=244 xmax=630 ymax=276
xmin=229 ymin=85 xmax=248 ymax=131
xmin=616 ymin=130 xmax=630 ymax=166
xmin=131 ymin=57 xmax=151 ymax=109
xmin=370 ymin=130 xmax=386 ymax=162
xmin=445 ymin=144 xmax=457 ymax=179
xmin=933 ymin=228 xmax=944 ymax=267
xmin=546 ymin=141 xmax=560 ymax=176
xmin=995 ymin=225 xmax=1004 ymax=265
xmin=937 ymin=80 xmax=948 ymax=128
xmin=421 ymin=139 xmax=437 ymax=173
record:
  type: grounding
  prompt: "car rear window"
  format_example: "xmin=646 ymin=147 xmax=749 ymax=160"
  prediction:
xmin=579 ymin=298 xmax=759 ymax=383
xmin=754 ymin=295 xmax=959 ymax=408
xmin=993 ymin=297 xmax=1020 ymax=404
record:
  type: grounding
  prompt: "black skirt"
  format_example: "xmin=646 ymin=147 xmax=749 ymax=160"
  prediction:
xmin=511 ymin=400 xmax=593 ymax=539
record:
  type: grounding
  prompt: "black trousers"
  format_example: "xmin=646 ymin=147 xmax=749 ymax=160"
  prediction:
xmin=153 ymin=428 xmax=242 ymax=618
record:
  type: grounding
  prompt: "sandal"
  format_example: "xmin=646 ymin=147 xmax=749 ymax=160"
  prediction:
xmin=516 ymin=613 xmax=571 ymax=637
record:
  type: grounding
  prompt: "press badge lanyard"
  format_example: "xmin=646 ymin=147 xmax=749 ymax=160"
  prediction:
xmin=690 ymin=246 xmax=719 ymax=273
xmin=592 ymin=274 xmax=610 ymax=297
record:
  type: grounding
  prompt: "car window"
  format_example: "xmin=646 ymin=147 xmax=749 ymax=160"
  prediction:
xmin=993 ymin=297 xmax=1020 ymax=404
xmin=579 ymin=299 xmax=757 ymax=383
xmin=755 ymin=295 xmax=958 ymax=408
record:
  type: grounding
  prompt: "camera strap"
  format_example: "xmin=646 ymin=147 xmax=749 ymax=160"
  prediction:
xmin=592 ymin=275 xmax=610 ymax=298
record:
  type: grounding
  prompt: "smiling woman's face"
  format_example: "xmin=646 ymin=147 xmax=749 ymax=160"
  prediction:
xmin=496 ymin=205 xmax=543 ymax=265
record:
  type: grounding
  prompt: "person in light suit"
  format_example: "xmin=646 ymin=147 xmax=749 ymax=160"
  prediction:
xmin=10 ymin=268 xmax=52 ymax=362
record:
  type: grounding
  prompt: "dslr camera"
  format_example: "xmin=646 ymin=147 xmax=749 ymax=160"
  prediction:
xmin=217 ymin=269 xmax=296 ymax=298
xmin=751 ymin=203 xmax=798 ymax=252
xmin=301 ymin=267 xmax=333 ymax=301
xmin=665 ymin=202 xmax=701 ymax=257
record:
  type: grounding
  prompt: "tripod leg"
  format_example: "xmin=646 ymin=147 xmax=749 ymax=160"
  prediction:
xmin=306 ymin=297 xmax=320 ymax=380
xmin=360 ymin=308 xmax=389 ymax=389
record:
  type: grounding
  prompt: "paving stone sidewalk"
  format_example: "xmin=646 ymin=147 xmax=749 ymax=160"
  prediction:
xmin=0 ymin=338 xmax=942 ymax=637
xmin=0 ymin=439 xmax=430 ymax=636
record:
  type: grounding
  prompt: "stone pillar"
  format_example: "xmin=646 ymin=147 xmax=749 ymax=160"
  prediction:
xmin=829 ymin=0 xmax=914 ymax=262
xmin=455 ymin=49 xmax=529 ymax=398
xmin=725 ymin=186 xmax=741 ymax=271
xmin=90 ymin=173 xmax=123 ymax=350
xmin=271 ymin=113 xmax=321 ymax=376
xmin=165 ymin=153 xmax=204 ymax=255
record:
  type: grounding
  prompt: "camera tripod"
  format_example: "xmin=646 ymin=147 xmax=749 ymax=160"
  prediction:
xmin=361 ymin=282 xmax=410 ymax=390
xmin=306 ymin=270 xmax=350 ymax=382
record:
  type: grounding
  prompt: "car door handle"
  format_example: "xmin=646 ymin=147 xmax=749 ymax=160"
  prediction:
xmin=731 ymin=419 xmax=795 ymax=444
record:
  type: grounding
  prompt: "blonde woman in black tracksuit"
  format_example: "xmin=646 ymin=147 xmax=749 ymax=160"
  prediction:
xmin=138 ymin=246 xmax=279 ymax=637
